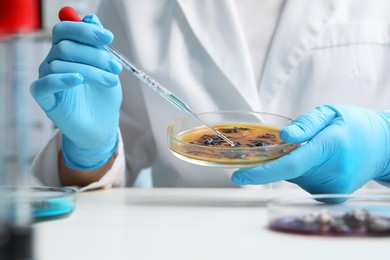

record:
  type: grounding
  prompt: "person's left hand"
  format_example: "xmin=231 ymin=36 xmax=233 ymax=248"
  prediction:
xmin=231 ymin=105 xmax=390 ymax=194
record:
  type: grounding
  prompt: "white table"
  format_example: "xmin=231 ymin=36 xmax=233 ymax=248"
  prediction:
xmin=34 ymin=188 xmax=390 ymax=260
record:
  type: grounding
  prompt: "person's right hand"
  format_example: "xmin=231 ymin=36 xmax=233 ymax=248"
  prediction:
xmin=30 ymin=14 xmax=122 ymax=170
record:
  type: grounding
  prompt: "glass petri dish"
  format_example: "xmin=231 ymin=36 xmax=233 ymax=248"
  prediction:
xmin=167 ymin=110 xmax=300 ymax=168
xmin=0 ymin=186 xmax=76 ymax=222
xmin=267 ymin=194 xmax=390 ymax=236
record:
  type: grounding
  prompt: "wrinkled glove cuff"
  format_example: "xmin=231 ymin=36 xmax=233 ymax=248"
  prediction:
xmin=62 ymin=132 xmax=118 ymax=170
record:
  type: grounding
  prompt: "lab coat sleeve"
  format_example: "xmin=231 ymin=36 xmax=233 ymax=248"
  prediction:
xmin=30 ymin=129 xmax=126 ymax=191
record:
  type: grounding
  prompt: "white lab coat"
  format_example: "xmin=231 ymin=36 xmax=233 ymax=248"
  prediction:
xmin=32 ymin=0 xmax=390 ymax=190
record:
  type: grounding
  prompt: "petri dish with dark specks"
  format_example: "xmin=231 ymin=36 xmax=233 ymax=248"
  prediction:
xmin=167 ymin=111 xmax=300 ymax=168
xmin=267 ymin=194 xmax=390 ymax=236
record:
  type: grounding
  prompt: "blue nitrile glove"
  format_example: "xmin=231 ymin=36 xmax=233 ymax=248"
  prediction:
xmin=30 ymin=14 xmax=122 ymax=170
xmin=231 ymin=105 xmax=390 ymax=194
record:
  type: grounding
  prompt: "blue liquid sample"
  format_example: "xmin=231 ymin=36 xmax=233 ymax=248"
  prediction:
xmin=1 ymin=186 xmax=76 ymax=222
xmin=31 ymin=198 xmax=75 ymax=220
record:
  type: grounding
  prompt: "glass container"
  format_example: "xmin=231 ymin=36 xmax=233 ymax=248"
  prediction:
xmin=167 ymin=110 xmax=299 ymax=168
xmin=267 ymin=194 xmax=390 ymax=236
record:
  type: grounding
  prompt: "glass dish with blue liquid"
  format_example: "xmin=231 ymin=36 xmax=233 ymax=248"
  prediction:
xmin=1 ymin=186 xmax=76 ymax=222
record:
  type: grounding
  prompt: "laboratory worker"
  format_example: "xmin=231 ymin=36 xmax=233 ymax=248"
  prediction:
xmin=30 ymin=0 xmax=390 ymax=193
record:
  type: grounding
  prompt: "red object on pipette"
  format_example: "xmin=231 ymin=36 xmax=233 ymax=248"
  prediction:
xmin=58 ymin=6 xmax=82 ymax=22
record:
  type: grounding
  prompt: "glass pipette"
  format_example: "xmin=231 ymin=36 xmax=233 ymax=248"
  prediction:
xmin=59 ymin=6 xmax=236 ymax=147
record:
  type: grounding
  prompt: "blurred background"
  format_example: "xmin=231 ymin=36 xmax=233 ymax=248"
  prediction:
xmin=0 ymin=0 xmax=101 ymax=185
xmin=0 ymin=2 xmax=102 ymax=258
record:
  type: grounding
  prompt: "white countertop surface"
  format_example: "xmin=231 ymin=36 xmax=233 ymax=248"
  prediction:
xmin=34 ymin=188 xmax=390 ymax=260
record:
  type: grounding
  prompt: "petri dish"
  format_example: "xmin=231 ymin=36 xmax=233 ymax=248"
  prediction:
xmin=167 ymin=110 xmax=300 ymax=168
xmin=267 ymin=194 xmax=390 ymax=236
xmin=0 ymin=186 xmax=76 ymax=222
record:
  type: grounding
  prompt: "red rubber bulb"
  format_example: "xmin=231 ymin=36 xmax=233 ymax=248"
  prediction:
xmin=59 ymin=6 xmax=82 ymax=22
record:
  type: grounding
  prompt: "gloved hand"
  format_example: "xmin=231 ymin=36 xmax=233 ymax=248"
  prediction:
xmin=231 ymin=105 xmax=390 ymax=194
xmin=30 ymin=14 xmax=122 ymax=170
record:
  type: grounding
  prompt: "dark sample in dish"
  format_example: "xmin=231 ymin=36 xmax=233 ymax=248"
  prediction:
xmin=188 ymin=124 xmax=281 ymax=148
xmin=270 ymin=209 xmax=390 ymax=236
xmin=167 ymin=111 xmax=300 ymax=167
xmin=247 ymin=140 xmax=272 ymax=147
xmin=220 ymin=127 xmax=250 ymax=133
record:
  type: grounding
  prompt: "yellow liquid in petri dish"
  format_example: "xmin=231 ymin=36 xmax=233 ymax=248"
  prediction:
xmin=170 ymin=124 xmax=296 ymax=167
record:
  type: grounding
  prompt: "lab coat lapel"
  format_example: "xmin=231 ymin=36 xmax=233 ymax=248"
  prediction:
xmin=177 ymin=0 xmax=260 ymax=110
xmin=259 ymin=0 xmax=344 ymax=108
